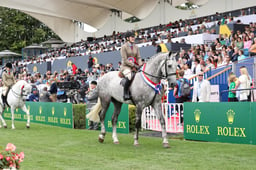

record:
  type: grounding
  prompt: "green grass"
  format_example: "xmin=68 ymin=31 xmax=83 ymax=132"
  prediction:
xmin=0 ymin=121 xmax=256 ymax=170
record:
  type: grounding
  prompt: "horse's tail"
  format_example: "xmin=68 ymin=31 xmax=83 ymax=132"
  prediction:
xmin=86 ymin=97 xmax=102 ymax=122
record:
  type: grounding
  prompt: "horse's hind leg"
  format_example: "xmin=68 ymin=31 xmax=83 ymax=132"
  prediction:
xmin=21 ymin=105 xmax=30 ymax=128
xmin=111 ymin=99 xmax=122 ymax=144
xmin=98 ymin=99 xmax=110 ymax=143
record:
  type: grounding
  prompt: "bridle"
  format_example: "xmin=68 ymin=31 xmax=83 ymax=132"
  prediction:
xmin=139 ymin=56 xmax=176 ymax=80
xmin=11 ymin=84 xmax=28 ymax=98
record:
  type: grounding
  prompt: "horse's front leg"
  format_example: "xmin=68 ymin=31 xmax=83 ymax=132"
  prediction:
xmin=11 ymin=107 xmax=16 ymax=129
xmin=21 ymin=104 xmax=30 ymax=128
xmin=152 ymin=102 xmax=170 ymax=148
xmin=134 ymin=106 xmax=142 ymax=146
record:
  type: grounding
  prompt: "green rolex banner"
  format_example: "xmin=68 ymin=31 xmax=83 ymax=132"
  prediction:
xmin=3 ymin=102 xmax=73 ymax=128
xmin=184 ymin=102 xmax=253 ymax=145
xmin=86 ymin=103 xmax=129 ymax=134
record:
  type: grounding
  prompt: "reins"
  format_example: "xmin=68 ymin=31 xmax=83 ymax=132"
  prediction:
xmin=138 ymin=56 xmax=176 ymax=80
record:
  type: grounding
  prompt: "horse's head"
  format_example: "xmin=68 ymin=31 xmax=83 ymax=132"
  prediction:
xmin=21 ymin=81 xmax=32 ymax=98
xmin=161 ymin=52 xmax=177 ymax=88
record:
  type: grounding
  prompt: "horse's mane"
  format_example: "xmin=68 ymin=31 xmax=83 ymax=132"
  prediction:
xmin=145 ymin=52 xmax=168 ymax=64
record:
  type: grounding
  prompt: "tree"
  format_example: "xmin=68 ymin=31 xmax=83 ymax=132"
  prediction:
xmin=0 ymin=7 xmax=60 ymax=53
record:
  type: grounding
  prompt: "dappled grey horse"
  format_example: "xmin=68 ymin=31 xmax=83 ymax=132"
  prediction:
xmin=87 ymin=52 xmax=177 ymax=147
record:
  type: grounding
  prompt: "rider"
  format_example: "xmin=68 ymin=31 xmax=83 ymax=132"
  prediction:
xmin=120 ymin=31 xmax=143 ymax=100
xmin=2 ymin=62 xmax=16 ymax=108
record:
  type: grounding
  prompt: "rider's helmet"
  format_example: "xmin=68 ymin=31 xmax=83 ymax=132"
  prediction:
xmin=5 ymin=63 xmax=12 ymax=69
xmin=125 ymin=31 xmax=135 ymax=40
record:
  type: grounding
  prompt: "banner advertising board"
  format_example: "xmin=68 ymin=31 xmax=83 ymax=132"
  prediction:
xmin=3 ymin=102 xmax=73 ymax=128
xmin=86 ymin=103 xmax=129 ymax=134
xmin=184 ymin=102 xmax=253 ymax=145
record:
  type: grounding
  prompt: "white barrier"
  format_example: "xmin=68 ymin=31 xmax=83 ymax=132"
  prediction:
xmin=141 ymin=103 xmax=183 ymax=133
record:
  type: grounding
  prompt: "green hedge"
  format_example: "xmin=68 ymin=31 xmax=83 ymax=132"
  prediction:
xmin=129 ymin=105 xmax=136 ymax=132
xmin=73 ymin=104 xmax=86 ymax=129
xmin=73 ymin=104 xmax=136 ymax=132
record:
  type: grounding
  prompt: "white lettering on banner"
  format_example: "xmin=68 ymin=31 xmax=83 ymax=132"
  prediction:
xmin=210 ymin=85 xmax=219 ymax=102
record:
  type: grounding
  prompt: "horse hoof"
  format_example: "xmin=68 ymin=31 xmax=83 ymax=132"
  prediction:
xmin=4 ymin=125 xmax=7 ymax=128
xmin=133 ymin=143 xmax=140 ymax=147
xmin=26 ymin=125 xmax=30 ymax=129
xmin=114 ymin=141 xmax=119 ymax=144
xmin=163 ymin=143 xmax=170 ymax=148
xmin=98 ymin=137 xmax=104 ymax=143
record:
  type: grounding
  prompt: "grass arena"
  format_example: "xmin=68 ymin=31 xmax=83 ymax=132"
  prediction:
xmin=0 ymin=120 xmax=255 ymax=170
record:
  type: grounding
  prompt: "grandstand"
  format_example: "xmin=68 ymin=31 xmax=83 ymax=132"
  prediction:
xmin=0 ymin=1 xmax=256 ymax=102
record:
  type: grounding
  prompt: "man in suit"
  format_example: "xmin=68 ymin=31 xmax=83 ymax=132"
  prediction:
xmin=86 ymin=81 xmax=99 ymax=130
xmin=120 ymin=31 xmax=143 ymax=100
xmin=192 ymin=73 xmax=211 ymax=102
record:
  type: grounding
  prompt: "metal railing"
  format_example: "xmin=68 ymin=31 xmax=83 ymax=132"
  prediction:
xmin=141 ymin=103 xmax=183 ymax=133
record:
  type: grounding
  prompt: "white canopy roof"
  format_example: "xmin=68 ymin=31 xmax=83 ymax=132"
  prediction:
xmin=0 ymin=0 xmax=209 ymax=29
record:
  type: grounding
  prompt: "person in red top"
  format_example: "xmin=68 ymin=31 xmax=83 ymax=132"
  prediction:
xmin=72 ymin=62 xmax=77 ymax=75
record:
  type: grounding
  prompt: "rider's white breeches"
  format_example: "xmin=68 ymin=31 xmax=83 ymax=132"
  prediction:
xmin=2 ymin=86 xmax=8 ymax=96
xmin=122 ymin=69 xmax=132 ymax=80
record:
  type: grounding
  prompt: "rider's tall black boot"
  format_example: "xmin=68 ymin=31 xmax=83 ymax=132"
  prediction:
xmin=123 ymin=78 xmax=131 ymax=101
xmin=2 ymin=95 xmax=6 ymax=110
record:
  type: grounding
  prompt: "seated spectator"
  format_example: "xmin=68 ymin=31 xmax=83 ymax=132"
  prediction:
xmin=183 ymin=63 xmax=193 ymax=79
xmin=235 ymin=37 xmax=244 ymax=50
xmin=238 ymin=50 xmax=247 ymax=61
xmin=29 ymin=88 xmax=39 ymax=102
xmin=231 ymin=47 xmax=239 ymax=62
xmin=249 ymin=37 xmax=256 ymax=56
xmin=243 ymin=35 xmax=252 ymax=50
xmin=39 ymin=86 xmax=51 ymax=102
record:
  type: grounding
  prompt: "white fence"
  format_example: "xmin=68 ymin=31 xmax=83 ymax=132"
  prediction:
xmin=141 ymin=103 xmax=184 ymax=133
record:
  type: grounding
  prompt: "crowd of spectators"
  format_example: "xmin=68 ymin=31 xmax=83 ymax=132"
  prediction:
xmin=17 ymin=6 xmax=256 ymax=67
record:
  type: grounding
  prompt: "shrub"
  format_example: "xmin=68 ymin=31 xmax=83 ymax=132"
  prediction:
xmin=73 ymin=104 xmax=86 ymax=129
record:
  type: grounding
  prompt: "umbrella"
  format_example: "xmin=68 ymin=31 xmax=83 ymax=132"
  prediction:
xmin=0 ymin=50 xmax=21 ymax=58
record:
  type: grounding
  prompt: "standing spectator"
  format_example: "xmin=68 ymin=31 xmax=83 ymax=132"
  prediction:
xmin=228 ymin=73 xmax=238 ymax=102
xmin=72 ymin=62 xmax=77 ymax=75
xmin=192 ymin=73 xmax=211 ymax=102
xmin=234 ymin=66 xmax=251 ymax=102
xmin=39 ymin=86 xmax=51 ymax=102
xmin=173 ymin=70 xmax=190 ymax=125
xmin=49 ymin=76 xmax=58 ymax=102
xmin=86 ymin=81 xmax=99 ymax=130
xmin=88 ymin=56 xmax=94 ymax=72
